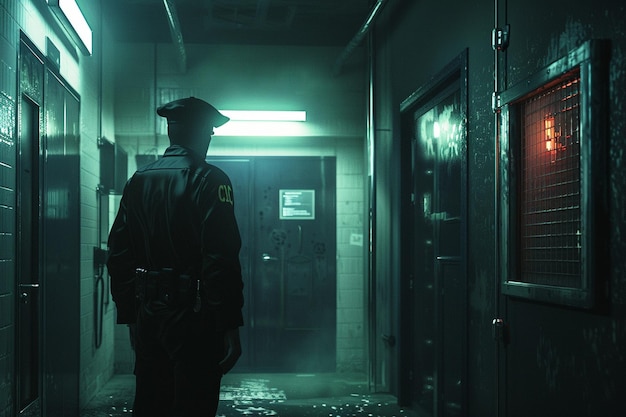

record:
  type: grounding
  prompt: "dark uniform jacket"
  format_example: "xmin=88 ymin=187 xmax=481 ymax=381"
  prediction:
xmin=107 ymin=145 xmax=244 ymax=331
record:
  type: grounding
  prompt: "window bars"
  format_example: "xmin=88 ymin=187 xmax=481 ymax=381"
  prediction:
xmin=519 ymin=72 xmax=582 ymax=287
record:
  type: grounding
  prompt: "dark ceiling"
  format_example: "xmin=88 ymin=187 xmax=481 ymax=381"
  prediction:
xmin=102 ymin=0 xmax=373 ymax=46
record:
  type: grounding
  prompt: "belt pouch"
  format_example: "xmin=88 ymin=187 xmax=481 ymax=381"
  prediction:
xmin=137 ymin=268 xmax=194 ymax=307
xmin=177 ymin=274 xmax=192 ymax=304
xmin=148 ymin=270 xmax=164 ymax=302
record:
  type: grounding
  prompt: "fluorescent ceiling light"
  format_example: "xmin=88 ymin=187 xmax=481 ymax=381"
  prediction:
xmin=47 ymin=0 xmax=93 ymax=55
xmin=221 ymin=110 xmax=306 ymax=122
xmin=214 ymin=121 xmax=309 ymax=137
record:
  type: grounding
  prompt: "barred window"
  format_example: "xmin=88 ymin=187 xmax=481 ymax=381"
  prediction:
xmin=500 ymin=40 xmax=609 ymax=308
xmin=519 ymin=72 xmax=581 ymax=287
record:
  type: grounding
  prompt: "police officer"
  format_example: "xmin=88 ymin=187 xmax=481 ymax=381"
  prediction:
xmin=107 ymin=97 xmax=244 ymax=417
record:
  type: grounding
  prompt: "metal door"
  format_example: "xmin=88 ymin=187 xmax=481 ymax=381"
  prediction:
xmin=401 ymin=52 xmax=468 ymax=416
xmin=253 ymin=156 xmax=336 ymax=372
xmin=411 ymin=89 xmax=466 ymax=416
xmin=17 ymin=36 xmax=81 ymax=417
xmin=208 ymin=156 xmax=336 ymax=372
xmin=41 ymin=68 xmax=81 ymax=417
xmin=17 ymin=36 xmax=45 ymax=417
xmin=17 ymin=94 xmax=42 ymax=415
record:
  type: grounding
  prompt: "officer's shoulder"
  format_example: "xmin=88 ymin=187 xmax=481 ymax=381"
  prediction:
xmin=199 ymin=162 xmax=231 ymax=182
xmin=204 ymin=162 xmax=226 ymax=175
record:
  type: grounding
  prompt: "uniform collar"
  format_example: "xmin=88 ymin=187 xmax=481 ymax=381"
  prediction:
xmin=163 ymin=145 xmax=204 ymax=160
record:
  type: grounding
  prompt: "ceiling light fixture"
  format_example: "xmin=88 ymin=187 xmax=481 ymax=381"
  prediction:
xmin=221 ymin=110 xmax=307 ymax=122
xmin=47 ymin=0 xmax=93 ymax=55
xmin=214 ymin=111 xmax=308 ymax=137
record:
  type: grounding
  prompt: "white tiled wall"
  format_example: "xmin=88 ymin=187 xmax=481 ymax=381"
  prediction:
xmin=0 ymin=0 xmax=22 ymax=413
xmin=335 ymin=143 xmax=367 ymax=372
xmin=0 ymin=0 xmax=118 ymax=413
xmin=0 ymin=1 xmax=17 ymax=414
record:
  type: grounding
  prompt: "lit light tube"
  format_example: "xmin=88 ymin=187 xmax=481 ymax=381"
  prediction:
xmin=220 ymin=110 xmax=307 ymax=122
xmin=47 ymin=0 xmax=93 ymax=55
xmin=213 ymin=110 xmax=308 ymax=136
xmin=214 ymin=121 xmax=309 ymax=137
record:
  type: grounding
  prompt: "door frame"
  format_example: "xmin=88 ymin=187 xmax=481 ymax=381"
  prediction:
xmin=17 ymin=33 xmax=82 ymax=416
xmin=16 ymin=91 xmax=43 ymax=415
xmin=16 ymin=34 xmax=46 ymax=416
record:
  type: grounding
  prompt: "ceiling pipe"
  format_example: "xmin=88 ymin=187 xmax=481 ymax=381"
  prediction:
xmin=255 ymin=0 xmax=271 ymax=25
xmin=332 ymin=0 xmax=388 ymax=76
xmin=163 ymin=0 xmax=187 ymax=72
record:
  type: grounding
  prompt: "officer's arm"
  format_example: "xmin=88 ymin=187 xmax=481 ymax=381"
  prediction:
xmin=107 ymin=192 xmax=138 ymax=324
xmin=200 ymin=175 xmax=244 ymax=331
xmin=219 ymin=327 xmax=242 ymax=374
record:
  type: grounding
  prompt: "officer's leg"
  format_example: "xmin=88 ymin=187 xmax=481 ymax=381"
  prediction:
xmin=170 ymin=314 xmax=224 ymax=416
xmin=133 ymin=312 xmax=175 ymax=416
xmin=172 ymin=361 xmax=222 ymax=417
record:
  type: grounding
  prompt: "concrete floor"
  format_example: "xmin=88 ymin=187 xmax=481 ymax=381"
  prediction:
xmin=81 ymin=373 xmax=417 ymax=417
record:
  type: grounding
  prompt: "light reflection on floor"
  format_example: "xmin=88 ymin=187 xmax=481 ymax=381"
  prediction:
xmin=220 ymin=378 xmax=287 ymax=401
xmin=82 ymin=374 xmax=418 ymax=417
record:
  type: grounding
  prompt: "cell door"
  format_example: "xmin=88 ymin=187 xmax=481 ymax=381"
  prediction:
xmin=17 ymin=35 xmax=81 ymax=417
xmin=208 ymin=156 xmax=336 ymax=372
xmin=252 ymin=157 xmax=336 ymax=372
xmin=412 ymin=90 xmax=466 ymax=416
xmin=41 ymin=68 xmax=81 ymax=417
xmin=401 ymin=51 xmax=468 ymax=417
xmin=17 ymin=94 xmax=42 ymax=415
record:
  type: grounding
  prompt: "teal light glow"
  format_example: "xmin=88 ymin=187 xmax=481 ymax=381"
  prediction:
xmin=221 ymin=110 xmax=307 ymax=122
xmin=214 ymin=121 xmax=309 ymax=137
xmin=215 ymin=110 xmax=308 ymax=137
xmin=47 ymin=0 xmax=93 ymax=55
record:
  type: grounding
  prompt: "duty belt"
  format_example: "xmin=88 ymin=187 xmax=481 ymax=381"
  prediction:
xmin=135 ymin=268 xmax=202 ymax=312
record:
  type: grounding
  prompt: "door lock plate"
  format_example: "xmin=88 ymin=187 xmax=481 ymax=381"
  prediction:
xmin=492 ymin=318 xmax=508 ymax=344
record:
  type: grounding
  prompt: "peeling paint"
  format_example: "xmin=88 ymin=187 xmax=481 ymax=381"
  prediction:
xmin=536 ymin=334 xmax=561 ymax=392
xmin=581 ymin=322 xmax=626 ymax=401
xmin=544 ymin=17 xmax=590 ymax=67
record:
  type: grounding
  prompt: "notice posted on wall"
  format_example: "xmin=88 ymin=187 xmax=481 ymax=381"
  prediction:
xmin=279 ymin=189 xmax=315 ymax=220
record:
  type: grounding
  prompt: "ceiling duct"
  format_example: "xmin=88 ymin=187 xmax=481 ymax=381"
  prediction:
xmin=208 ymin=1 xmax=296 ymax=30
xmin=163 ymin=0 xmax=187 ymax=72
xmin=333 ymin=0 xmax=388 ymax=76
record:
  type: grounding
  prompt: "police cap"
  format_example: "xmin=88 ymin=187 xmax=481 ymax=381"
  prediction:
xmin=156 ymin=97 xmax=230 ymax=127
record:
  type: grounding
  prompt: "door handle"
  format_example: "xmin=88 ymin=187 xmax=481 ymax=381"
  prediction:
xmin=261 ymin=253 xmax=278 ymax=262
xmin=19 ymin=283 xmax=39 ymax=304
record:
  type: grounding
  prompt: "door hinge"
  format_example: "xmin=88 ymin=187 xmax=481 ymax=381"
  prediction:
xmin=96 ymin=136 xmax=111 ymax=148
xmin=492 ymin=24 xmax=510 ymax=51
xmin=492 ymin=92 xmax=501 ymax=113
